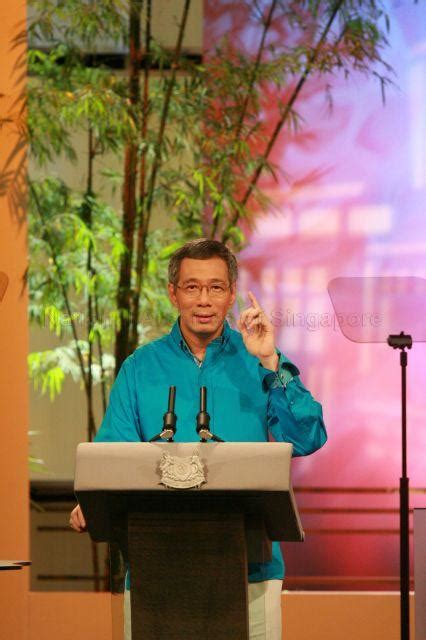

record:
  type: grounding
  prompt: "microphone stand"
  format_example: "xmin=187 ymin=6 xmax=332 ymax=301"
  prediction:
xmin=387 ymin=332 xmax=412 ymax=640
xmin=149 ymin=386 xmax=177 ymax=442
xmin=196 ymin=387 xmax=224 ymax=443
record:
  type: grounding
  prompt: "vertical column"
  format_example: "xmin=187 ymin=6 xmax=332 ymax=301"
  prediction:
xmin=0 ymin=1 xmax=29 ymax=639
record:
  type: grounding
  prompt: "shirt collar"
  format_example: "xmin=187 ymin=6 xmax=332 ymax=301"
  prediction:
xmin=170 ymin=317 xmax=231 ymax=353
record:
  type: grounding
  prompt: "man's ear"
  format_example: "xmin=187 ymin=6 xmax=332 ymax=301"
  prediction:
xmin=168 ymin=282 xmax=178 ymax=308
xmin=229 ymin=283 xmax=237 ymax=307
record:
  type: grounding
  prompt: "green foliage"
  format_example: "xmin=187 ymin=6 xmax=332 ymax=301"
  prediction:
xmin=28 ymin=351 xmax=66 ymax=400
xmin=28 ymin=0 xmax=127 ymax=47
xmin=29 ymin=456 xmax=47 ymax=473
xmin=28 ymin=45 xmax=135 ymax=165
xmin=28 ymin=342 xmax=116 ymax=400
xmin=29 ymin=176 xmax=122 ymax=330
xmin=27 ymin=173 xmax=177 ymax=397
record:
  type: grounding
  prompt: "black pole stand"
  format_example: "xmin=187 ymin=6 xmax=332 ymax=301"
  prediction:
xmin=387 ymin=332 xmax=412 ymax=640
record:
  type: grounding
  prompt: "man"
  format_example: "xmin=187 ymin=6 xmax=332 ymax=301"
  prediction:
xmin=70 ymin=238 xmax=327 ymax=639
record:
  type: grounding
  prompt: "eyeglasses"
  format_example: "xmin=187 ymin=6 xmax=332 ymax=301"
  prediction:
xmin=176 ymin=283 xmax=232 ymax=299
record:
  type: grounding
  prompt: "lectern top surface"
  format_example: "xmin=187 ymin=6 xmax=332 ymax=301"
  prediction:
xmin=75 ymin=441 xmax=293 ymax=492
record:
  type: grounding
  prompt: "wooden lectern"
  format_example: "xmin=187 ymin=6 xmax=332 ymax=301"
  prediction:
xmin=74 ymin=442 xmax=304 ymax=640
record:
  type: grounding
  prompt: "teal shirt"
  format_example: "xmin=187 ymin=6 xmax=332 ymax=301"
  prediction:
xmin=95 ymin=319 xmax=327 ymax=582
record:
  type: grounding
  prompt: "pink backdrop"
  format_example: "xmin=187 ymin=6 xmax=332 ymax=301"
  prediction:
xmin=205 ymin=1 xmax=426 ymax=588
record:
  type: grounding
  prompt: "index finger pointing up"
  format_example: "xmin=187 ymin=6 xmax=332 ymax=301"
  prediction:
xmin=248 ymin=290 xmax=261 ymax=309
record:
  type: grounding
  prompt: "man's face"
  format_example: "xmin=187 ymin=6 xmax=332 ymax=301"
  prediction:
xmin=168 ymin=257 xmax=236 ymax=342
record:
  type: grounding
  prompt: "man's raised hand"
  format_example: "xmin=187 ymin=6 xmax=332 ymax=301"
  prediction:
xmin=237 ymin=291 xmax=278 ymax=371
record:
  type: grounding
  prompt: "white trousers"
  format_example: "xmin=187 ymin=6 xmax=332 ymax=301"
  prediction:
xmin=124 ymin=579 xmax=282 ymax=640
xmin=248 ymin=579 xmax=282 ymax=640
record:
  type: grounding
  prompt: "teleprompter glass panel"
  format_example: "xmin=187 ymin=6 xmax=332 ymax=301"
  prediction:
xmin=328 ymin=276 xmax=426 ymax=343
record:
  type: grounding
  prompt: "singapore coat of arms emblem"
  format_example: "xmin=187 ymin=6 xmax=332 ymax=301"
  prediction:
xmin=159 ymin=451 xmax=206 ymax=489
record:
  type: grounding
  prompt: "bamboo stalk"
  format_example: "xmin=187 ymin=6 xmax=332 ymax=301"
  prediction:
xmin=94 ymin=292 xmax=108 ymax=415
xmin=130 ymin=0 xmax=152 ymax=351
xmin=85 ymin=126 xmax=96 ymax=443
xmin=114 ymin=0 xmax=143 ymax=376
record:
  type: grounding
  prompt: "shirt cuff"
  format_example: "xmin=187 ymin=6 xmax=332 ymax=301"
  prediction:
xmin=259 ymin=352 xmax=300 ymax=391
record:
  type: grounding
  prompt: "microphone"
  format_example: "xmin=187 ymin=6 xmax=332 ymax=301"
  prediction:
xmin=160 ymin=385 xmax=177 ymax=440
xmin=196 ymin=386 xmax=211 ymax=441
xmin=196 ymin=387 xmax=224 ymax=443
xmin=149 ymin=386 xmax=177 ymax=442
